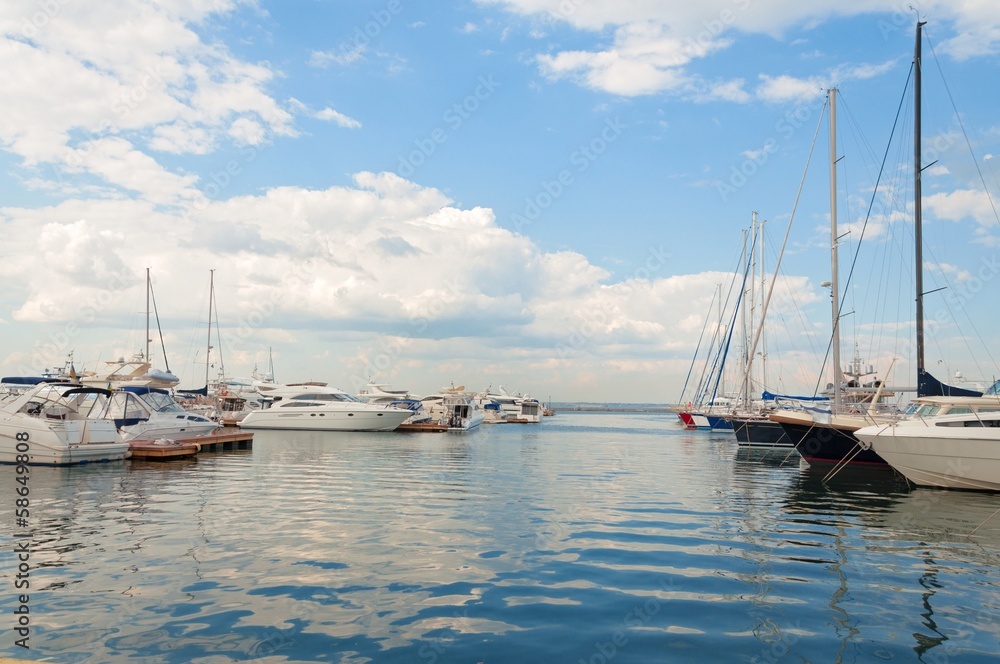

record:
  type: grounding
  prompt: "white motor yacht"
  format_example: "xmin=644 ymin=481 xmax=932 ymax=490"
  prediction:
xmin=0 ymin=382 xmax=129 ymax=465
xmin=439 ymin=394 xmax=484 ymax=432
xmin=357 ymin=381 xmax=414 ymax=403
xmin=484 ymin=385 xmax=526 ymax=418
xmin=856 ymin=409 xmax=1000 ymax=492
xmin=854 ymin=394 xmax=1000 ymax=491
xmin=237 ymin=384 xmax=412 ymax=431
xmin=513 ymin=397 xmax=542 ymax=423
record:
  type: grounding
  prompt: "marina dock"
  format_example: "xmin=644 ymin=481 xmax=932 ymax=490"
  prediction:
xmin=128 ymin=429 xmax=253 ymax=460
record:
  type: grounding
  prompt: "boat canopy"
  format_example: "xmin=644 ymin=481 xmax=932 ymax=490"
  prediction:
xmin=1 ymin=376 xmax=64 ymax=385
xmin=119 ymin=386 xmax=171 ymax=396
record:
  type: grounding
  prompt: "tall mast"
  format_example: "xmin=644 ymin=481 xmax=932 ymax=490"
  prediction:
xmin=914 ymin=20 xmax=927 ymax=385
xmin=205 ymin=270 xmax=214 ymax=387
xmin=759 ymin=217 xmax=767 ymax=394
xmin=829 ymin=88 xmax=842 ymax=411
xmin=740 ymin=224 xmax=749 ymax=408
xmin=145 ymin=267 xmax=151 ymax=362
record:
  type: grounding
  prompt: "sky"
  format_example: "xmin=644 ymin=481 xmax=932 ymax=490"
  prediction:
xmin=1 ymin=0 xmax=999 ymax=403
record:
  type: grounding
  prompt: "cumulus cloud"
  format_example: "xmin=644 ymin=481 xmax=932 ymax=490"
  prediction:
xmin=483 ymin=0 xmax=1000 ymax=98
xmin=0 ymin=0 xmax=294 ymax=180
xmin=315 ymin=107 xmax=363 ymax=129
xmin=0 ymin=169 xmax=825 ymax=397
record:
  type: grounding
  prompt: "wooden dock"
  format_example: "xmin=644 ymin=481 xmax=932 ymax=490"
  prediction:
xmin=128 ymin=430 xmax=253 ymax=460
xmin=196 ymin=429 xmax=254 ymax=452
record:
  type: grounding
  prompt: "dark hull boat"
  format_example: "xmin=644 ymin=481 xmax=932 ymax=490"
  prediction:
xmin=731 ymin=416 xmax=793 ymax=448
xmin=772 ymin=414 xmax=885 ymax=465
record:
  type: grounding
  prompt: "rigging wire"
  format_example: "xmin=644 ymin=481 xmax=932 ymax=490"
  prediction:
xmin=925 ymin=30 xmax=1000 ymax=233
xmin=812 ymin=79 xmax=913 ymax=396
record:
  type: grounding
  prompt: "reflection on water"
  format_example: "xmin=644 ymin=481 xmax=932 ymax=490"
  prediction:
xmin=1 ymin=412 xmax=998 ymax=663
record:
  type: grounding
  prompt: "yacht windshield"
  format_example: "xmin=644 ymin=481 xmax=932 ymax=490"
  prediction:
xmin=142 ymin=391 xmax=186 ymax=412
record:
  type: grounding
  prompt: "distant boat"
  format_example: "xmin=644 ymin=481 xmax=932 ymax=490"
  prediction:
xmin=357 ymin=380 xmax=415 ymax=403
xmin=484 ymin=385 xmax=526 ymax=418
xmin=0 ymin=382 xmax=129 ymax=465
xmin=438 ymin=393 xmax=484 ymax=432
xmin=238 ymin=384 xmax=412 ymax=431
xmin=82 ymin=268 xmax=179 ymax=390
xmin=509 ymin=397 xmax=542 ymax=424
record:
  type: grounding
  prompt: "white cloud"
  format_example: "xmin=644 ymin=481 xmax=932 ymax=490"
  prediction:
xmin=483 ymin=1 xmax=1000 ymax=98
xmin=0 ymin=0 xmax=294 ymax=176
xmin=315 ymin=107 xmax=363 ymax=129
xmin=755 ymin=74 xmax=826 ymax=104
xmin=0 ymin=170 xmax=826 ymax=398
xmin=309 ymin=44 xmax=368 ymax=68
xmin=924 ymin=189 xmax=997 ymax=228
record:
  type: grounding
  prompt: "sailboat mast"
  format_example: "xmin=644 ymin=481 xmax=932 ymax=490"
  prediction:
xmin=205 ymin=269 xmax=214 ymax=387
xmin=759 ymin=217 xmax=767 ymax=394
xmin=829 ymin=88 xmax=842 ymax=411
xmin=145 ymin=267 xmax=151 ymax=362
xmin=914 ymin=21 xmax=927 ymax=382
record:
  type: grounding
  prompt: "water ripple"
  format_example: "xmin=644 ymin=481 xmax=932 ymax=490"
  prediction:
xmin=2 ymin=414 xmax=999 ymax=662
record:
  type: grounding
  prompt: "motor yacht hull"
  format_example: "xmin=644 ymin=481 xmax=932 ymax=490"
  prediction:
xmin=856 ymin=420 xmax=1000 ymax=491
xmin=238 ymin=408 xmax=410 ymax=431
xmin=0 ymin=418 xmax=129 ymax=465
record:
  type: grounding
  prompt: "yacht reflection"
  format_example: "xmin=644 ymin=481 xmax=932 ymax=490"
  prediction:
xmin=783 ymin=467 xmax=1000 ymax=661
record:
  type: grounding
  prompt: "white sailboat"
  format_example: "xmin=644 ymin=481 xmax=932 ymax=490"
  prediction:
xmin=81 ymin=268 xmax=179 ymax=390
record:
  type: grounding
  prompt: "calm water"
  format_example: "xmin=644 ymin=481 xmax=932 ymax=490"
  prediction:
xmin=2 ymin=412 xmax=999 ymax=663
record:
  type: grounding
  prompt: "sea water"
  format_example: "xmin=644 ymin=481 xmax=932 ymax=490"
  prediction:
xmin=2 ymin=411 xmax=998 ymax=662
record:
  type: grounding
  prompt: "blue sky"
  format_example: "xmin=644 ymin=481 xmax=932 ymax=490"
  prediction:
xmin=2 ymin=0 xmax=998 ymax=402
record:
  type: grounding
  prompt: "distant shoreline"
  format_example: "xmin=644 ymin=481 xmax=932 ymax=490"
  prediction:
xmin=551 ymin=405 xmax=678 ymax=413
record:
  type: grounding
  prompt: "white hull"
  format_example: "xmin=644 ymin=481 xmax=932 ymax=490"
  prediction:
xmin=858 ymin=428 xmax=1000 ymax=491
xmin=120 ymin=419 xmax=222 ymax=442
xmin=0 ymin=419 xmax=128 ymax=466
xmin=238 ymin=409 xmax=410 ymax=431
xmin=857 ymin=411 xmax=1000 ymax=491
xmin=690 ymin=414 xmax=711 ymax=430
xmin=447 ymin=413 xmax=484 ymax=432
